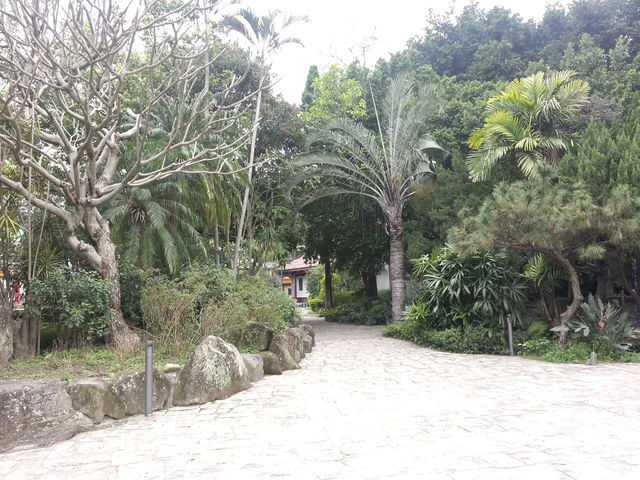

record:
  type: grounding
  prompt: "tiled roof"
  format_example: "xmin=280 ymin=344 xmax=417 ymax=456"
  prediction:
xmin=282 ymin=256 xmax=319 ymax=272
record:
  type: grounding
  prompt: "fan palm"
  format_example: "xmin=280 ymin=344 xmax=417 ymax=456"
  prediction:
xmin=467 ymin=70 xmax=590 ymax=181
xmin=294 ymin=75 xmax=443 ymax=322
xmin=224 ymin=8 xmax=307 ymax=275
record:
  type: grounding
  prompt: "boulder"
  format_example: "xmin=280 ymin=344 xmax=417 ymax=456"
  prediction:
xmin=241 ymin=353 xmax=264 ymax=382
xmin=302 ymin=334 xmax=313 ymax=353
xmin=268 ymin=331 xmax=300 ymax=371
xmin=238 ymin=322 xmax=274 ymax=351
xmin=0 ymin=380 xmax=91 ymax=452
xmin=163 ymin=363 xmax=183 ymax=386
xmin=108 ymin=369 xmax=172 ymax=417
xmin=258 ymin=351 xmax=282 ymax=375
xmin=300 ymin=324 xmax=316 ymax=347
xmin=173 ymin=336 xmax=250 ymax=406
xmin=65 ymin=379 xmax=121 ymax=424
xmin=288 ymin=327 xmax=306 ymax=360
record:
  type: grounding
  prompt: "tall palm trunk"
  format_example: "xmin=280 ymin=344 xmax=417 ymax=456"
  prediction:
xmin=233 ymin=67 xmax=264 ymax=275
xmin=388 ymin=211 xmax=405 ymax=323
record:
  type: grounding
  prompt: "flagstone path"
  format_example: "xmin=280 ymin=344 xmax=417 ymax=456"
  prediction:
xmin=1 ymin=315 xmax=639 ymax=479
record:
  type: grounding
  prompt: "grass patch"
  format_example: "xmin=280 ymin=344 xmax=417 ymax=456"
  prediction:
xmin=0 ymin=346 xmax=191 ymax=381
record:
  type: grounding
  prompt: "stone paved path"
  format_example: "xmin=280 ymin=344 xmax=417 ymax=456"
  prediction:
xmin=2 ymin=316 xmax=640 ymax=479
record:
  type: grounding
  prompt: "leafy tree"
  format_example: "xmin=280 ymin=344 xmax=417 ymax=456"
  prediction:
xmin=467 ymin=71 xmax=590 ymax=181
xmin=0 ymin=0 xmax=257 ymax=351
xmin=294 ymin=76 xmax=443 ymax=322
xmin=451 ymin=178 xmax=605 ymax=345
xmin=300 ymin=65 xmax=367 ymax=130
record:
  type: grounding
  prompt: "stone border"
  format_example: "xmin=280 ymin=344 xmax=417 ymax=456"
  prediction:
xmin=0 ymin=324 xmax=315 ymax=453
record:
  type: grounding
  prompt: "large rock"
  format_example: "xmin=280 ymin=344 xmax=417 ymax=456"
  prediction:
xmin=238 ymin=322 xmax=274 ymax=351
xmin=268 ymin=331 xmax=301 ymax=371
xmin=65 ymin=379 xmax=121 ymax=423
xmin=300 ymin=324 xmax=316 ymax=347
xmin=108 ymin=369 xmax=172 ymax=417
xmin=288 ymin=327 xmax=306 ymax=360
xmin=258 ymin=351 xmax=282 ymax=375
xmin=241 ymin=353 xmax=264 ymax=382
xmin=302 ymin=334 xmax=313 ymax=353
xmin=0 ymin=380 xmax=91 ymax=452
xmin=173 ymin=336 xmax=250 ymax=406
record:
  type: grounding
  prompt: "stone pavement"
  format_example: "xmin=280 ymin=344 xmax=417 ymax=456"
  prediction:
xmin=1 ymin=316 xmax=640 ymax=480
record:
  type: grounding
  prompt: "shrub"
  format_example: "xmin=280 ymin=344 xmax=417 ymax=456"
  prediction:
xmin=141 ymin=268 xmax=296 ymax=353
xmin=26 ymin=267 xmax=113 ymax=346
xmin=119 ymin=260 xmax=146 ymax=328
xmin=554 ymin=294 xmax=640 ymax=356
xmin=309 ymin=298 xmax=324 ymax=312
xmin=384 ymin=318 xmax=523 ymax=355
xmin=518 ymin=338 xmax=555 ymax=356
xmin=411 ymin=246 xmax=526 ymax=329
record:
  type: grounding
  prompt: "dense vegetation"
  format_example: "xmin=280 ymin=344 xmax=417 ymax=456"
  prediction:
xmin=2 ymin=0 xmax=640 ymax=372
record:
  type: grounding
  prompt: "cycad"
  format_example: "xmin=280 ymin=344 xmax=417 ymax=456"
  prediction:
xmin=467 ymin=71 xmax=590 ymax=181
xmin=293 ymin=75 xmax=443 ymax=322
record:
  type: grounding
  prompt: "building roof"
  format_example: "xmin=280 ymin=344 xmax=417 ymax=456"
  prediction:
xmin=282 ymin=256 xmax=319 ymax=273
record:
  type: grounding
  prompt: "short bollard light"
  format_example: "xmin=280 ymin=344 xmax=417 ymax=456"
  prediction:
xmin=506 ymin=314 xmax=514 ymax=356
xmin=145 ymin=341 xmax=154 ymax=416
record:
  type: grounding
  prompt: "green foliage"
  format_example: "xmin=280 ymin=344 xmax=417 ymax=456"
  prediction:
xmin=518 ymin=338 xmax=555 ymax=356
xmin=410 ymin=246 xmax=526 ymax=329
xmin=141 ymin=266 xmax=295 ymax=353
xmin=305 ymin=266 xmax=324 ymax=298
xmin=553 ymin=294 xmax=640 ymax=355
xmin=320 ymin=290 xmax=391 ymax=326
xmin=300 ymin=64 xmax=367 ymax=130
xmin=308 ymin=298 xmax=324 ymax=312
xmin=26 ymin=268 xmax=113 ymax=345
xmin=384 ymin=319 xmax=523 ymax=355
xmin=467 ymin=70 xmax=590 ymax=181
xmin=118 ymin=260 xmax=147 ymax=328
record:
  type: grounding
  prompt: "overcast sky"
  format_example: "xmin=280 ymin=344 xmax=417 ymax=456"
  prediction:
xmin=240 ymin=0 xmax=564 ymax=104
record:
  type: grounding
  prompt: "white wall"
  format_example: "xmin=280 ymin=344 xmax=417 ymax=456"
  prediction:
xmin=376 ymin=265 xmax=390 ymax=291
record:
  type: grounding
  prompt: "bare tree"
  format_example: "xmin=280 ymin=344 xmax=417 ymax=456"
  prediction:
xmin=0 ymin=0 xmax=256 ymax=352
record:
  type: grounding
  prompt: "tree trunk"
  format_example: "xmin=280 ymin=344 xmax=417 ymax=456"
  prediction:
xmin=0 ymin=294 xmax=13 ymax=367
xmin=213 ymin=221 xmax=220 ymax=267
xmin=13 ymin=310 xmax=37 ymax=359
xmin=324 ymin=261 xmax=333 ymax=309
xmin=388 ymin=213 xmax=405 ymax=323
xmin=615 ymin=256 xmax=640 ymax=310
xmin=548 ymin=250 xmax=583 ymax=346
xmin=68 ymin=207 xmax=140 ymax=353
xmin=362 ymin=271 xmax=378 ymax=300
xmin=233 ymin=69 xmax=264 ymax=276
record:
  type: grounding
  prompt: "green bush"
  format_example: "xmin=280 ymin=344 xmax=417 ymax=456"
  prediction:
xmin=553 ymin=294 xmax=640 ymax=356
xmin=519 ymin=338 xmax=555 ymax=356
xmin=119 ymin=260 xmax=146 ymax=328
xmin=141 ymin=267 xmax=296 ymax=353
xmin=410 ymin=246 xmax=526 ymax=329
xmin=26 ymin=267 xmax=113 ymax=346
xmin=308 ymin=298 xmax=324 ymax=312
xmin=384 ymin=318 xmax=524 ymax=355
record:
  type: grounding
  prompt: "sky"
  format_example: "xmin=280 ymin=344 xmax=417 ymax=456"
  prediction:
xmin=241 ymin=0 xmax=565 ymax=104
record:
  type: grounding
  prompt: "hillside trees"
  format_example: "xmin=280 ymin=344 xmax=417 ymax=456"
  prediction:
xmin=0 ymin=0 xmax=258 ymax=351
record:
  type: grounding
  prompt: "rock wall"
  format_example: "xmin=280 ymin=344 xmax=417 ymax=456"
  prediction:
xmin=0 ymin=323 xmax=315 ymax=453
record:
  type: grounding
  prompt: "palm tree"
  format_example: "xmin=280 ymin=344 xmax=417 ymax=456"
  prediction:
xmin=104 ymin=180 xmax=207 ymax=275
xmin=467 ymin=70 xmax=590 ymax=181
xmin=294 ymin=76 xmax=443 ymax=323
xmin=223 ymin=8 xmax=306 ymax=275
